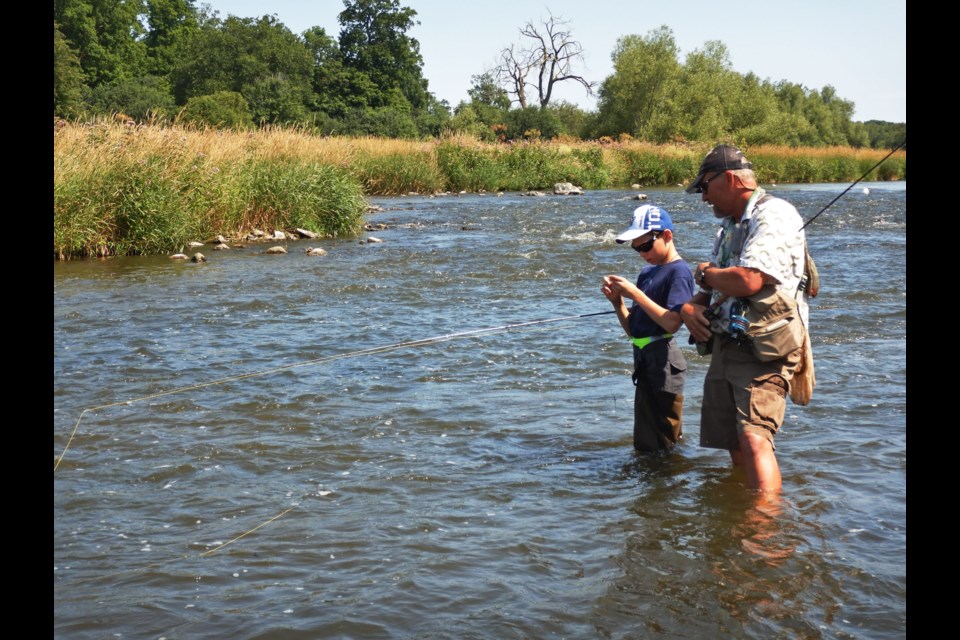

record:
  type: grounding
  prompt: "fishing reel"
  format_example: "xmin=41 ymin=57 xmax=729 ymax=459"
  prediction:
xmin=727 ymin=299 xmax=751 ymax=344
xmin=688 ymin=298 xmax=750 ymax=353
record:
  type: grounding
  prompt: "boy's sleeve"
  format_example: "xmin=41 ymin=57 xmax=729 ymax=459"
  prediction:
xmin=666 ymin=265 xmax=695 ymax=312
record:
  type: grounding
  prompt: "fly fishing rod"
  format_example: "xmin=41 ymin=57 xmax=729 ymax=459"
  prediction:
xmin=54 ymin=308 xmax=616 ymax=471
xmin=801 ymin=140 xmax=905 ymax=230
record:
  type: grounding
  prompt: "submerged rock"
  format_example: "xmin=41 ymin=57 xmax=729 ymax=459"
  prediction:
xmin=265 ymin=246 xmax=287 ymax=254
xmin=191 ymin=252 xmax=206 ymax=263
xmin=305 ymin=247 xmax=327 ymax=256
xmin=169 ymin=253 xmax=188 ymax=260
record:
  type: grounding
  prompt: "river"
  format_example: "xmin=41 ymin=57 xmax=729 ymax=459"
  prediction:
xmin=54 ymin=181 xmax=906 ymax=639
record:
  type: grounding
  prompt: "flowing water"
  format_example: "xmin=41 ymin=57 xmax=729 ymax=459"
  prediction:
xmin=54 ymin=182 xmax=906 ymax=639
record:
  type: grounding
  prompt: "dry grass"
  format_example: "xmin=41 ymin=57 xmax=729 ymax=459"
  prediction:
xmin=54 ymin=121 xmax=906 ymax=258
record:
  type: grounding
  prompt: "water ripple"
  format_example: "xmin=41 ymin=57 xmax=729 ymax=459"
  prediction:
xmin=55 ymin=184 xmax=906 ymax=639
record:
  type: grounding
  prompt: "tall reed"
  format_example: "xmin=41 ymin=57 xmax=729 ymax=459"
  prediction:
xmin=55 ymin=122 xmax=368 ymax=259
xmin=746 ymin=145 xmax=906 ymax=183
xmin=55 ymin=122 xmax=906 ymax=259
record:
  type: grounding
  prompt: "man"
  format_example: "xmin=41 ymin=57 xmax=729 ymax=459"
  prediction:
xmin=602 ymin=205 xmax=695 ymax=453
xmin=679 ymin=144 xmax=809 ymax=492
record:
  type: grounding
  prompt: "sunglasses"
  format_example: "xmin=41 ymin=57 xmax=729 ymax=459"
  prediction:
xmin=700 ymin=171 xmax=727 ymax=194
xmin=632 ymin=233 xmax=659 ymax=253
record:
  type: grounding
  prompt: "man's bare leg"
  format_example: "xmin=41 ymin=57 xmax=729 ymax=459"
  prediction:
xmin=731 ymin=431 xmax=781 ymax=492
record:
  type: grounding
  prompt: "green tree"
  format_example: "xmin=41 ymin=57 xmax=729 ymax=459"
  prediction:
xmin=595 ymin=26 xmax=682 ymax=141
xmin=143 ymin=0 xmax=200 ymax=76
xmin=169 ymin=13 xmax=313 ymax=123
xmin=303 ymin=25 xmax=379 ymax=118
xmin=816 ymin=85 xmax=866 ymax=146
xmin=466 ymin=73 xmax=510 ymax=128
xmin=339 ymin=106 xmax=419 ymax=138
xmin=737 ymin=111 xmax=818 ymax=147
xmin=592 ymin=28 xmax=869 ymax=147
xmin=54 ymin=22 xmax=86 ymax=118
xmin=446 ymin=104 xmax=489 ymax=139
xmin=337 ymin=0 xmax=430 ymax=110
xmin=468 ymin=72 xmax=512 ymax=111
xmin=54 ymin=0 xmax=149 ymax=86
xmin=413 ymin=95 xmax=452 ymax=137
xmin=803 ymin=87 xmax=841 ymax=145
xmin=504 ymin=105 xmax=561 ymax=140
xmin=547 ymin=101 xmax=592 ymax=139
xmin=673 ymin=41 xmax=738 ymax=142
xmin=245 ymin=74 xmax=309 ymax=124
xmin=862 ymin=120 xmax=906 ymax=149
xmin=726 ymin=73 xmax=781 ymax=145
xmin=447 ymin=73 xmax=512 ymax=140
xmin=844 ymin=120 xmax=870 ymax=148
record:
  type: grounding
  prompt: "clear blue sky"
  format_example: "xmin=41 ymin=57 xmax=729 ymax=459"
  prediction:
xmin=200 ymin=0 xmax=906 ymax=123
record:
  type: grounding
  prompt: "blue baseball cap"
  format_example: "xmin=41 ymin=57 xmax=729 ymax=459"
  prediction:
xmin=615 ymin=205 xmax=674 ymax=244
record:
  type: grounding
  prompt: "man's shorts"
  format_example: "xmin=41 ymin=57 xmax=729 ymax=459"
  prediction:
xmin=699 ymin=333 xmax=802 ymax=451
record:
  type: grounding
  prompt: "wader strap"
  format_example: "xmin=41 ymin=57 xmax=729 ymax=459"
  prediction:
xmin=631 ymin=333 xmax=673 ymax=349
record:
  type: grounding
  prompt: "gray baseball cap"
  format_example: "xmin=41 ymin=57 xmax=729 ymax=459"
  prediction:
xmin=687 ymin=144 xmax=753 ymax=193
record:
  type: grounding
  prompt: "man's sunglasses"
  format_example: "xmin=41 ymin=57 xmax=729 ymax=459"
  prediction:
xmin=700 ymin=170 xmax=727 ymax=194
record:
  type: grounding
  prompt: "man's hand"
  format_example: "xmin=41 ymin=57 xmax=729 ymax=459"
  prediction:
xmin=680 ymin=301 xmax=712 ymax=343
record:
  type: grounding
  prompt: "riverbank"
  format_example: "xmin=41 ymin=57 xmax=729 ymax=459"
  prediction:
xmin=54 ymin=122 xmax=906 ymax=259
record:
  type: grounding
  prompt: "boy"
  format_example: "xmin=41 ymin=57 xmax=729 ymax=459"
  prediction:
xmin=602 ymin=205 xmax=695 ymax=452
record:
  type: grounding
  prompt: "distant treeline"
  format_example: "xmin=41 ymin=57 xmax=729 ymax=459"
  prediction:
xmin=54 ymin=1 xmax=904 ymax=149
xmin=54 ymin=122 xmax=906 ymax=260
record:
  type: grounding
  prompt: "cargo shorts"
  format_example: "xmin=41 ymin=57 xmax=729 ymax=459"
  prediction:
xmin=699 ymin=333 xmax=802 ymax=451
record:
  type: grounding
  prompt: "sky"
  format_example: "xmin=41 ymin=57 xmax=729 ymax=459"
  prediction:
xmin=199 ymin=0 xmax=906 ymax=123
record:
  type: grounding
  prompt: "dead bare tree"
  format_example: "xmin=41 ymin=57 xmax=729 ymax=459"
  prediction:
xmin=494 ymin=44 xmax=534 ymax=109
xmin=493 ymin=12 xmax=596 ymax=109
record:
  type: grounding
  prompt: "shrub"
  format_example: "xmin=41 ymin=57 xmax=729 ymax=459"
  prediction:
xmin=225 ymin=160 xmax=366 ymax=237
xmin=83 ymin=76 xmax=177 ymax=122
xmin=435 ymin=141 xmax=503 ymax=191
xmin=179 ymin=92 xmax=255 ymax=129
xmin=352 ymin=151 xmax=443 ymax=195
